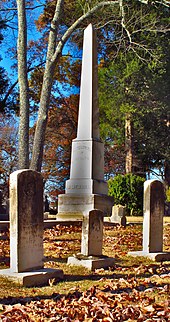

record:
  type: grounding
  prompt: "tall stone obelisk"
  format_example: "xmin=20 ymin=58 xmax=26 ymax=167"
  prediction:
xmin=57 ymin=24 xmax=113 ymax=221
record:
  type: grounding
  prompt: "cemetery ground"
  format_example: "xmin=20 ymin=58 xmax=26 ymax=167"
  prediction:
xmin=0 ymin=222 xmax=169 ymax=321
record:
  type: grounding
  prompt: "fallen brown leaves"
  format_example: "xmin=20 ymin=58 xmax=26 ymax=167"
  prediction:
xmin=1 ymin=280 xmax=170 ymax=321
xmin=0 ymin=223 xmax=170 ymax=321
xmin=43 ymin=224 xmax=81 ymax=259
xmin=0 ymin=230 xmax=10 ymax=267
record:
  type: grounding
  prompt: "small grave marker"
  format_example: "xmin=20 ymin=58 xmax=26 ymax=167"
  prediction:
xmin=129 ymin=180 xmax=170 ymax=261
xmin=109 ymin=205 xmax=126 ymax=227
xmin=68 ymin=209 xmax=114 ymax=270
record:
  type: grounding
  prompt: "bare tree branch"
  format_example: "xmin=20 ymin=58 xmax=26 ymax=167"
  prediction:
xmin=0 ymin=5 xmax=45 ymax=12
xmin=139 ymin=0 xmax=170 ymax=6
xmin=52 ymin=1 xmax=120 ymax=63
xmin=119 ymin=0 xmax=132 ymax=43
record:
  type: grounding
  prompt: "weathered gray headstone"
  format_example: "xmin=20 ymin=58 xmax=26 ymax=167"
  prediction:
xmin=0 ymin=170 xmax=63 ymax=286
xmin=81 ymin=210 xmax=103 ymax=256
xmin=143 ymin=180 xmax=164 ymax=253
xmin=68 ymin=210 xmax=114 ymax=270
xmin=10 ymin=169 xmax=44 ymax=272
xmin=129 ymin=180 xmax=170 ymax=261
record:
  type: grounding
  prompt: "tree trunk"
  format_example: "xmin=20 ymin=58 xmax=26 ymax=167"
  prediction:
xmin=30 ymin=0 xmax=63 ymax=172
xmin=165 ymin=161 xmax=170 ymax=187
xmin=30 ymin=0 xmax=119 ymax=172
xmin=125 ymin=113 xmax=134 ymax=174
xmin=17 ymin=0 xmax=29 ymax=169
xmin=30 ymin=61 xmax=56 ymax=172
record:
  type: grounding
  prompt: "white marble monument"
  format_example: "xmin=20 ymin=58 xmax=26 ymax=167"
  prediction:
xmin=57 ymin=24 xmax=114 ymax=270
xmin=57 ymin=24 xmax=113 ymax=222
xmin=129 ymin=180 xmax=170 ymax=261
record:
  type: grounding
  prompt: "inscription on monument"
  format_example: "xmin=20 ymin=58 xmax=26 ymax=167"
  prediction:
xmin=73 ymin=145 xmax=91 ymax=162
xmin=67 ymin=184 xmax=90 ymax=190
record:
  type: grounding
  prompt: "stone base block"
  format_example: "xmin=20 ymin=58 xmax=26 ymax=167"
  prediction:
xmin=57 ymin=211 xmax=84 ymax=222
xmin=106 ymin=216 xmax=127 ymax=227
xmin=44 ymin=212 xmax=50 ymax=220
xmin=67 ymin=255 xmax=115 ymax=270
xmin=0 ymin=268 xmax=64 ymax=287
xmin=57 ymin=194 xmax=114 ymax=221
xmin=128 ymin=251 xmax=170 ymax=262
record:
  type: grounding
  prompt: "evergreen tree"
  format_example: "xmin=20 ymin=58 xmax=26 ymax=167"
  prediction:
xmin=98 ymin=4 xmax=170 ymax=181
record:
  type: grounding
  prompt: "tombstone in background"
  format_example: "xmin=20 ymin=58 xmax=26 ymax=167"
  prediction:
xmin=129 ymin=179 xmax=170 ymax=261
xmin=0 ymin=191 xmax=6 ymax=214
xmin=44 ymin=195 xmax=50 ymax=212
xmin=57 ymin=24 xmax=113 ymax=222
xmin=0 ymin=169 xmax=63 ymax=286
xmin=44 ymin=195 xmax=50 ymax=220
xmin=68 ymin=210 xmax=115 ymax=270
xmin=109 ymin=205 xmax=126 ymax=227
xmin=0 ymin=191 xmax=9 ymax=221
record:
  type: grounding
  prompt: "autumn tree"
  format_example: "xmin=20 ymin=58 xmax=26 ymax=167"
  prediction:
xmin=28 ymin=51 xmax=81 ymax=197
xmin=42 ymin=94 xmax=79 ymax=198
xmin=0 ymin=114 xmax=18 ymax=197
xmin=98 ymin=2 xmax=170 ymax=181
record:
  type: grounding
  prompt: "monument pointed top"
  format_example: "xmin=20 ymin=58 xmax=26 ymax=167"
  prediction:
xmin=86 ymin=23 xmax=93 ymax=29
xmin=76 ymin=23 xmax=100 ymax=140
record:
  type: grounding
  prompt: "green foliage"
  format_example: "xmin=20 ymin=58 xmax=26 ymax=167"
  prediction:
xmin=166 ymin=188 xmax=170 ymax=202
xmin=99 ymin=19 xmax=170 ymax=177
xmin=108 ymin=174 xmax=145 ymax=215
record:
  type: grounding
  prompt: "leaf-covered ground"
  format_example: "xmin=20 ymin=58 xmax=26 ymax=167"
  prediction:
xmin=0 ymin=223 xmax=170 ymax=321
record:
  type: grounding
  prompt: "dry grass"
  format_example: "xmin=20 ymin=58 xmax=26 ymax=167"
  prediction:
xmin=0 ymin=223 xmax=169 ymax=321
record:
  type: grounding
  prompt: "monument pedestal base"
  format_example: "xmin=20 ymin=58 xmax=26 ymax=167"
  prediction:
xmin=68 ymin=255 xmax=115 ymax=270
xmin=128 ymin=251 xmax=170 ymax=262
xmin=57 ymin=194 xmax=113 ymax=221
xmin=0 ymin=268 xmax=64 ymax=287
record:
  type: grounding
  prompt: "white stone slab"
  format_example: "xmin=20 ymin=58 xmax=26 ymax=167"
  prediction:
xmin=128 ymin=251 xmax=170 ymax=262
xmin=0 ymin=268 xmax=64 ymax=287
xmin=68 ymin=255 xmax=115 ymax=270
